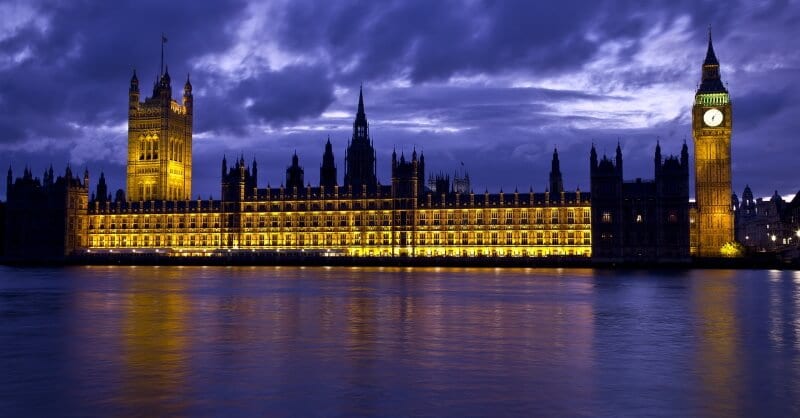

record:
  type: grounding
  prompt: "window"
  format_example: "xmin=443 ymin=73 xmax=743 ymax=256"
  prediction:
xmin=583 ymin=210 xmax=590 ymax=224
xmin=536 ymin=210 xmax=543 ymax=224
xmin=491 ymin=211 xmax=498 ymax=225
xmin=636 ymin=214 xmax=643 ymax=223
xmin=602 ymin=212 xmax=612 ymax=223
xmin=521 ymin=211 xmax=528 ymax=224
xmin=551 ymin=232 xmax=559 ymax=245
xmin=551 ymin=209 xmax=559 ymax=224
xmin=505 ymin=210 xmax=513 ymax=225
xmin=567 ymin=210 xmax=574 ymax=224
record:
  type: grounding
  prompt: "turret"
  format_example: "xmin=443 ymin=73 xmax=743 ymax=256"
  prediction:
xmin=655 ymin=140 xmax=662 ymax=177
xmin=286 ymin=151 xmax=304 ymax=190
xmin=590 ymin=144 xmax=598 ymax=174
xmin=681 ymin=140 xmax=689 ymax=174
xmin=251 ymin=157 xmax=258 ymax=186
xmin=96 ymin=171 xmax=108 ymax=204
xmin=183 ymin=73 xmax=193 ymax=112
xmin=221 ymin=155 xmax=227 ymax=178
xmin=549 ymin=147 xmax=563 ymax=195
xmin=615 ymin=142 xmax=623 ymax=176
xmin=320 ymin=136 xmax=337 ymax=189
xmin=129 ymin=69 xmax=139 ymax=111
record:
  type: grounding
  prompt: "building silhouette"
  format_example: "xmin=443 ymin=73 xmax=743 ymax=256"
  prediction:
xmin=344 ymin=87 xmax=378 ymax=195
xmin=590 ymin=142 xmax=690 ymax=262
xmin=4 ymin=166 xmax=88 ymax=260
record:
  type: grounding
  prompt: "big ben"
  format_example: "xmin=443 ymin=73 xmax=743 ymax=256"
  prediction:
xmin=692 ymin=30 xmax=733 ymax=257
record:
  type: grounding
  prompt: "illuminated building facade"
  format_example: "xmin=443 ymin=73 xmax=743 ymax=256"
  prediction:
xmin=126 ymin=67 xmax=193 ymax=202
xmin=692 ymin=30 xmax=734 ymax=256
xmin=79 ymin=84 xmax=591 ymax=258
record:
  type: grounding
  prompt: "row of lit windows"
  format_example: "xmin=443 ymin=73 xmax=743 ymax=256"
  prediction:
xmin=418 ymin=209 xmax=590 ymax=225
xmin=88 ymin=208 xmax=591 ymax=230
xmin=89 ymin=230 xmax=591 ymax=248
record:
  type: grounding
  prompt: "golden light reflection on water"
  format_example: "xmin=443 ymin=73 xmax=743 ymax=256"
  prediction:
xmin=121 ymin=269 xmax=189 ymax=416
xmin=691 ymin=270 xmax=741 ymax=418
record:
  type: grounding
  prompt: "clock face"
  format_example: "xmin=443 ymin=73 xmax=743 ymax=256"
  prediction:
xmin=703 ymin=108 xmax=724 ymax=127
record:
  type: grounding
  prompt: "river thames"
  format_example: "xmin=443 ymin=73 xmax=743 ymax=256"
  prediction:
xmin=1 ymin=266 xmax=799 ymax=417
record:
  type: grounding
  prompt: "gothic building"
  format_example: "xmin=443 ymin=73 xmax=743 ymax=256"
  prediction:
xmin=4 ymin=35 xmax=745 ymax=263
xmin=127 ymin=66 xmax=193 ymax=202
xmin=320 ymin=137 xmax=337 ymax=190
xmin=344 ymin=87 xmax=378 ymax=194
xmin=692 ymin=30 xmax=734 ymax=256
xmin=286 ymin=152 xmax=304 ymax=191
xmin=4 ymin=166 xmax=89 ymax=260
xmin=590 ymin=142 xmax=690 ymax=262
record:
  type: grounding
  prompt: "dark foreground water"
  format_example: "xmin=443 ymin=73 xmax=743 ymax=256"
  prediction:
xmin=1 ymin=267 xmax=799 ymax=417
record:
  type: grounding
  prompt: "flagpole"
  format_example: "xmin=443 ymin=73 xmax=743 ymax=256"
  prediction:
xmin=160 ymin=33 xmax=166 ymax=76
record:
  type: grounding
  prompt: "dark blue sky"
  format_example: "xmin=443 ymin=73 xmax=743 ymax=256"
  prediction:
xmin=1 ymin=0 xmax=798 ymax=200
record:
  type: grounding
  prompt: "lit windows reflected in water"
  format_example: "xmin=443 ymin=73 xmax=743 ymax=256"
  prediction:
xmin=1 ymin=267 xmax=799 ymax=417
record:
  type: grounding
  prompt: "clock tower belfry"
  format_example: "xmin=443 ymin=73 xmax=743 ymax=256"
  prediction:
xmin=692 ymin=29 xmax=733 ymax=257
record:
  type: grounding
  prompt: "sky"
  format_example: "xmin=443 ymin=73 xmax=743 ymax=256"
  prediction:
xmin=1 ymin=0 xmax=798 ymax=201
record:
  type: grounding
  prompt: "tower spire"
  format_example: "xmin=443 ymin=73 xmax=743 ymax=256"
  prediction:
xmin=704 ymin=25 xmax=719 ymax=66
xmin=357 ymin=84 xmax=365 ymax=117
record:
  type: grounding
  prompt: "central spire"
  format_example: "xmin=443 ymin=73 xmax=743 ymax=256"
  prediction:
xmin=703 ymin=26 xmax=719 ymax=66
xmin=357 ymin=84 xmax=365 ymax=116
xmin=352 ymin=85 xmax=369 ymax=143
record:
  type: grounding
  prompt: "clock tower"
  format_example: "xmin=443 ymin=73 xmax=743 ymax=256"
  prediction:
xmin=692 ymin=30 xmax=733 ymax=257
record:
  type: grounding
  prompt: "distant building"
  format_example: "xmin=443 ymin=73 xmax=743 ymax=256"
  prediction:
xmin=590 ymin=142 xmax=690 ymax=262
xmin=734 ymin=187 xmax=800 ymax=253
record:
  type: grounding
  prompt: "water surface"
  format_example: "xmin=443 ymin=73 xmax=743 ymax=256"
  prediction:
xmin=1 ymin=266 xmax=799 ymax=417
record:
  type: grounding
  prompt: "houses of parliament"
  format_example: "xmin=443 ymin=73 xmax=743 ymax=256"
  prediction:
xmin=3 ymin=34 xmax=740 ymax=263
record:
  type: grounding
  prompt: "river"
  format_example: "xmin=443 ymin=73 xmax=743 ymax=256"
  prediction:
xmin=1 ymin=266 xmax=798 ymax=417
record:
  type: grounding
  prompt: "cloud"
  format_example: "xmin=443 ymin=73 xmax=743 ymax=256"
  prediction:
xmin=0 ymin=0 xmax=798 ymax=201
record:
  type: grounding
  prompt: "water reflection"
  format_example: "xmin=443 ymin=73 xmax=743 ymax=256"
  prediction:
xmin=1 ymin=266 xmax=800 ymax=417
xmin=121 ymin=269 xmax=189 ymax=416
xmin=691 ymin=270 xmax=741 ymax=418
